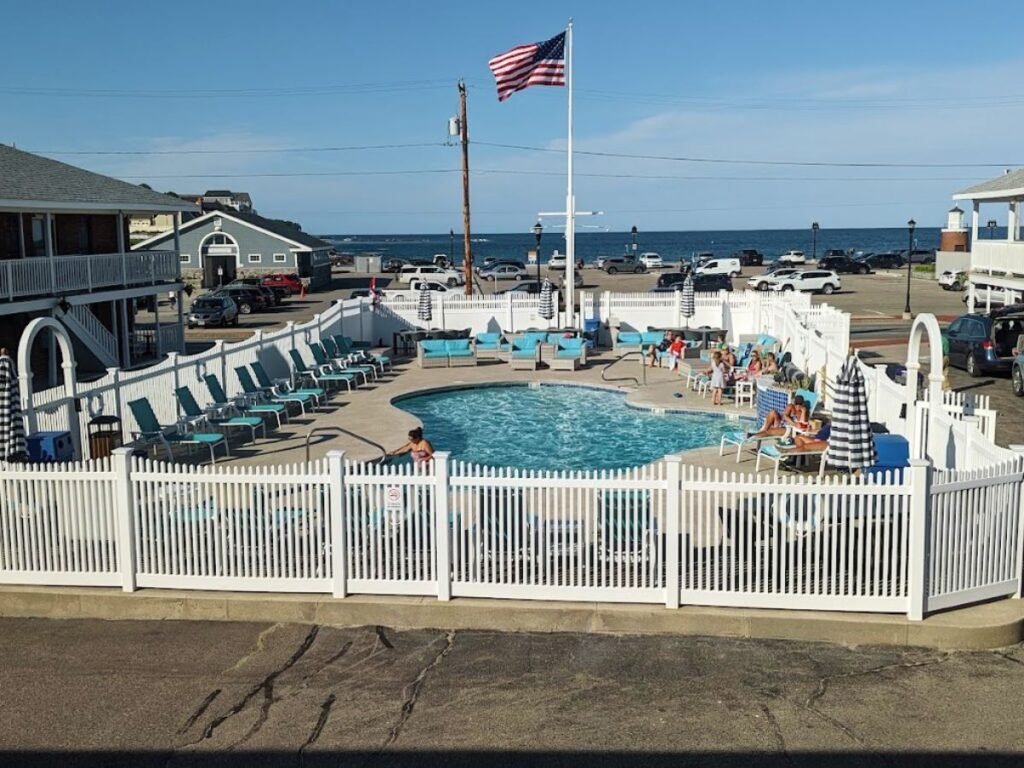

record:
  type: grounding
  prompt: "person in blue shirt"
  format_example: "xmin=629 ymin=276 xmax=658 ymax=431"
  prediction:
xmin=788 ymin=419 xmax=830 ymax=451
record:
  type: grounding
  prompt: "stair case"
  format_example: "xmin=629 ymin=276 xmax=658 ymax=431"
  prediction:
xmin=57 ymin=304 xmax=120 ymax=368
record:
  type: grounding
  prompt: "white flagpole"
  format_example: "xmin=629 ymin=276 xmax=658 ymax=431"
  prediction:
xmin=564 ymin=19 xmax=575 ymax=328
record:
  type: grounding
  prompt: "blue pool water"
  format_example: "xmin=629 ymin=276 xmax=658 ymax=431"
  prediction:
xmin=394 ymin=385 xmax=748 ymax=472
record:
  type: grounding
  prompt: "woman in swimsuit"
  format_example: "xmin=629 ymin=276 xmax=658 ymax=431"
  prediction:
xmin=388 ymin=427 xmax=434 ymax=463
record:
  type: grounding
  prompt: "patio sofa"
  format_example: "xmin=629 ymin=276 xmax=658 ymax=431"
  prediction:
xmin=417 ymin=339 xmax=478 ymax=368
xmin=508 ymin=337 xmax=541 ymax=370
xmin=614 ymin=331 xmax=644 ymax=355
xmin=548 ymin=337 xmax=588 ymax=371
xmin=474 ymin=332 xmax=510 ymax=361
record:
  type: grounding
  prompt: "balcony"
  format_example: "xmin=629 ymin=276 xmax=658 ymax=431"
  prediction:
xmin=970 ymin=240 xmax=1024 ymax=280
xmin=0 ymin=251 xmax=180 ymax=302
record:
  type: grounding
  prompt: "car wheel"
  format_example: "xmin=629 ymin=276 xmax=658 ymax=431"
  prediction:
xmin=822 ymin=284 xmax=835 ymax=295
xmin=729 ymin=271 xmax=740 ymax=278
xmin=858 ymin=265 xmax=868 ymax=274
xmin=783 ymin=284 xmax=794 ymax=292
xmin=447 ymin=278 xmax=458 ymax=287
xmin=514 ymin=274 xmax=523 ymax=282
xmin=1014 ymin=366 xmax=1024 ymax=397
xmin=952 ymin=281 xmax=961 ymax=291
xmin=607 ymin=267 xmax=618 ymax=275
xmin=239 ymin=303 xmax=252 ymax=315
xmin=966 ymin=352 xmax=980 ymax=377
xmin=757 ymin=282 xmax=769 ymax=292
xmin=634 ymin=266 xmax=646 ymax=274
xmin=187 ymin=323 xmax=195 ymax=329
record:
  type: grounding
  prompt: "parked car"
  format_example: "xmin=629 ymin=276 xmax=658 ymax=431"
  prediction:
xmin=764 ymin=261 xmax=795 ymax=274
xmin=226 ymin=279 xmax=281 ymax=306
xmin=212 ymin=286 xmax=267 ymax=314
xmin=261 ymin=273 xmax=304 ymax=296
xmin=478 ymin=257 xmax=526 ymax=272
xmin=746 ymin=268 xmax=800 ymax=291
xmin=397 ymin=264 xmax=464 ymax=286
xmin=816 ymin=255 xmax=869 ymax=274
xmin=733 ymin=249 xmax=764 ymax=267
xmin=903 ymin=248 xmax=936 ymax=264
xmin=386 ymin=257 xmax=431 ymax=272
xmin=656 ymin=272 xmax=689 ymax=290
xmin=497 ymin=281 xmax=545 ymax=295
xmin=694 ymin=257 xmax=741 ymax=278
xmin=770 ymin=270 xmax=842 ymax=295
xmin=547 ymin=252 xmax=568 ymax=270
xmin=778 ymin=250 xmax=807 ymax=265
xmin=962 ymin=283 xmax=1023 ymax=308
xmin=560 ymin=270 xmax=584 ymax=288
xmin=692 ymin=273 xmax=733 ymax=292
xmin=820 ymin=249 xmax=849 ymax=260
xmin=1013 ymin=350 xmax=1024 ymax=396
xmin=943 ymin=307 xmax=1024 ymax=376
xmin=478 ymin=263 xmax=529 ymax=281
xmin=187 ymin=295 xmax=239 ymax=328
xmin=639 ymin=252 xmax=664 ymax=269
xmin=600 ymin=256 xmax=646 ymax=274
xmin=938 ymin=269 xmax=966 ymax=291
xmin=383 ymin=279 xmax=454 ymax=302
xmin=858 ymin=252 xmax=904 ymax=270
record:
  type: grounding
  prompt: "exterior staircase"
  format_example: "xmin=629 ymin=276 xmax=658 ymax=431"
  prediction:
xmin=57 ymin=304 xmax=120 ymax=368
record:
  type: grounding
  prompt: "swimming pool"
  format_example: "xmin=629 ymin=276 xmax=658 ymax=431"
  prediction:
xmin=394 ymin=384 xmax=749 ymax=472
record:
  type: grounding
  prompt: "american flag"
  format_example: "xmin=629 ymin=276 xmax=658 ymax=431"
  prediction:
xmin=488 ymin=31 xmax=566 ymax=102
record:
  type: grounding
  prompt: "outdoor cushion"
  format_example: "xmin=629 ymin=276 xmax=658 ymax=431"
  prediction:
xmin=617 ymin=332 xmax=643 ymax=345
xmin=555 ymin=349 xmax=583 ymax=359
xmin=476 ymin=333 xmax=502 ymax=346
xmin=520 ymin=332 xmax=547 ymax=346
xmin=422 ymin=350 xmax=448 ymax=359
xmin=640 ymin=331 xmax=664 ymax=345
xmin=447 ymin=348 xmax=474 ymax=358
xmin=445 ymin=340 xmax=471 ymax=352
xmin=511 ymin=348 xmax=538 ymax=358
xmin=420 ymin=339 xmax=447 ymax=353
xmin=557 ymin=338 xmax=586 ymax=352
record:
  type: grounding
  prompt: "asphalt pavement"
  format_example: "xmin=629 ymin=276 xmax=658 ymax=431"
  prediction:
xmin=1 ymin=618 xmax=1022 ymax=767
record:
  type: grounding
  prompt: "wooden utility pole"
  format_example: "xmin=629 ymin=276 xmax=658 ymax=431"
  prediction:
xmin=458 ymin=80 xmax=473 ymax=295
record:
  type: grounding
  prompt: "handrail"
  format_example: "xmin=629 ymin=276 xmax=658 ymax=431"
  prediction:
xmin=601 ymin=351 xmax=646 ymax=387
xmin=305 ymin=426 xmax=389 ymax=464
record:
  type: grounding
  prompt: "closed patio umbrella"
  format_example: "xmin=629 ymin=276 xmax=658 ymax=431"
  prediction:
xmin=416 ymin=281 xmax=432 ymax=325
xmin=538 ymin=278 xmax=555 ymax=321
xmin=827 ymin=354 xmax=877 ymax=472
xmin=680 ymin=274 xmax=695 ymax=327
xmin=0 ymin=352 xmax=27 ymax=463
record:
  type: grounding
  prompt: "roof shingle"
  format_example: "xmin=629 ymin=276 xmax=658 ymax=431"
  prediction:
xmin=954 ymin=169 xmax=1024 ymax=199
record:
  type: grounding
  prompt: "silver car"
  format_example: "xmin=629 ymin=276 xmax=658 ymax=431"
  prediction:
xmin=478 ymin=263 xmax=528 ymax=281
xmin=187 ymin=295 xmax=239 ymax=328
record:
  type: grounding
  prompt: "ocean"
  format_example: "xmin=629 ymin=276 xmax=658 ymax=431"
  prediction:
xmin=320 ymin=227 xmax=940 ymax=266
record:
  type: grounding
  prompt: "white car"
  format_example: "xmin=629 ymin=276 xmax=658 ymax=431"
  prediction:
xmin=938 ymin=269 xmax=966 ymax=291
xmin=397 ymin=264 xmax=464 ymax=286
xmin=694 ymin=257 xmax=742 ymax=278
xmin=383 ymin=279 xmax=454 ymax=301
xmin=778 ymin=250 xmax=807 ymax=265
xmin=747 ymin=268 xmax=800 ymax=291
xmin=547 ymin=252 xmax=568 ymax=270
xmin=770 ymin=270 xmax=841 ymax=295
xmin=639 ymin=252 xmax=664 ymax=269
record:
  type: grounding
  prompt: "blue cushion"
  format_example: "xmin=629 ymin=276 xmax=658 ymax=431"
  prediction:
xmin=447 ymin=349 xmax=474 ymax=358
xmin=557 ymin=338 xmax=585 ymax=352
xmin=423 ymin=350 xmax=448 ymax=359
xmin=421 ymin=340 xmax=447 ymax=353
xmin=618 ymin=332 xmax=642 ymax=345
xmin=555 ymin=349 xmax=582 ymax=359
xmin=521 ymin=332 xmax=547 ymax=346
xmin=476 ymin=332 xmax=501 ymax=345
xmin=640 ymin=332 xmax=664 ymax=345
xmin=445 ymin=339 xmax=471 ymax=352
xmin=511 ymin=349 xmax=537 ymax=358
xmin=513 ymin=338 xmax=539 ymax=351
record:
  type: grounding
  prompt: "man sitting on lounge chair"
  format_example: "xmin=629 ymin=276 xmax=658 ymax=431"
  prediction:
xmin=747 ymin=396 xmax=807 ymax=439
xmin=781 ymin=418 xmax=830 ymax=452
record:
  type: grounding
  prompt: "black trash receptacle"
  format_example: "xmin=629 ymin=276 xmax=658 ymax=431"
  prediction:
xmin=88 ymin=415 xmax=122 ymax=459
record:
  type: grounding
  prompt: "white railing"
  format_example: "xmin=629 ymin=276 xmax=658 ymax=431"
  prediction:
xmin=970 ymin=240 xmax=1024 ymax=278
xmin=2 ymin=448 xmax=1018 ymax=620
xmin=373 ymin=291 xmax=561 ymax=338
xmin=131 ymin=324 xmax=185 ymax=358
xmin=65 ymin=304 xmax=120 ymax=366
xmin=915 ymin=401 xmax=1019 ymax=471
xmin=0 ymin=251 xmax=179 ymax=301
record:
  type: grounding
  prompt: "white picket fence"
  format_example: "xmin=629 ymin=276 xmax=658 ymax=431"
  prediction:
xmin=2 ymin=448 xmax=1021 ymax=619
xmin=372 ymin=292 xmax=562 ymax=339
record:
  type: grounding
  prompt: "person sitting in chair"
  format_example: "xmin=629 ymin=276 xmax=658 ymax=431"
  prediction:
xmin=747 ymin=396 xmax=807 ymax=439
xmin=783 ymin=418 xmax=830 ymax=452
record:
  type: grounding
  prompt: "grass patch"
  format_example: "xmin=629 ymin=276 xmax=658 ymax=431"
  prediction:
xmin=913 ymin=264 xmax=936 ymax=274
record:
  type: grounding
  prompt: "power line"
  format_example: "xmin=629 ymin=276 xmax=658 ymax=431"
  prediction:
xmin=36 ymin=142 xmax=445 ymax=156
xmin=0 ymin=79 xmax=458 ymax=99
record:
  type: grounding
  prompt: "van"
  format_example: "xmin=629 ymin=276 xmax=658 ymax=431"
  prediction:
xmin=694 ymin=257 xmax=741 ymax=278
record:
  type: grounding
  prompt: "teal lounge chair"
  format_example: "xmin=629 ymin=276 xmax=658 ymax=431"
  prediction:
xmin=234 ymin=367 xmax=306 ymax=416
xmin=331 ymin=335 xmax=391 ymax=371
xmin=549 ymin=337 xmax=587 ymax=371
xmin=175 ymin=385 xmax=265 ymax=444
xmin=310 ymin=342 xmax=373 ymax=383
xmin=508 ymin=337 xmax=540 ymax=370
xmin=203 ymin=374 xmax=287 ymax=428
xmin=250 ymin=361 xmax=326 ymax=407
xmin=127 ymin=397 xmax=227 ymax=463
xmin=474 ymin=332 xmax=509 ymax=360
xmin=288 ymin=349 xmax=358 ymax=391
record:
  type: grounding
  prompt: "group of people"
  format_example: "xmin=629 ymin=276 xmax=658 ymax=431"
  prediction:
xmin=748 ymin=395 xmax=831 ymax=452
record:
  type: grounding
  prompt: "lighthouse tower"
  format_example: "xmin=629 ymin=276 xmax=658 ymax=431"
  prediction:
xmin=940 ymin=206 xmax=968 ymax=251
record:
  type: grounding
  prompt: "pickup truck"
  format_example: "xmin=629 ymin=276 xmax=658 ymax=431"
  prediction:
xmin=382 ymin=279 xmax=457 ymax=302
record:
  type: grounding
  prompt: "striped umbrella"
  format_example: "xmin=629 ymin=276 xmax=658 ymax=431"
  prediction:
xmin=538 ymin=278 xmax=555 ymax=321
xmin=0 ymin=354 xmax=27 ymax=463
xmin=680 ymin=273 xmax=695 ymax=327
xmin=416 ymin=281 xmax=432 ymax=325
xmin=827 ymin=355 xmax=877 ymax=472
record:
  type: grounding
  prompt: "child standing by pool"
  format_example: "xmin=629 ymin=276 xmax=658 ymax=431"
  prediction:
xmin=706 ymin=350 xmax=728 ymax=405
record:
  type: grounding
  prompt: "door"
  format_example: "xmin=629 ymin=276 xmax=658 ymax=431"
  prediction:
xmin=203 ymin=255 xmax=236 ymax=289
xmin=944 ymin=318 xmax=966 ymax=366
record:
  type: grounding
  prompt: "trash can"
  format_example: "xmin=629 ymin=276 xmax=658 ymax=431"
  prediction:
xmin=87 ymin=415 xmax=122 ymax=459
xmin=583 ymin=319 xmax=601 ymax=349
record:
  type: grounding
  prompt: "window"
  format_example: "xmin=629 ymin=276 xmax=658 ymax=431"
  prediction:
xmin=247 ymin=253 xmax=261 ymax=264
xmin=273 ymin=252 xmax=286 ymax=263
xmin=180 ymin=253 xmax=191 ymax=264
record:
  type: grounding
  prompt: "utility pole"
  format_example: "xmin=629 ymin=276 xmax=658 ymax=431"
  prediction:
xmin=458 ymin=80 xmax=473 ymax=295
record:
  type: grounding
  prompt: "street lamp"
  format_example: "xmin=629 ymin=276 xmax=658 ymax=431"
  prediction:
xmin=811 ymin=221 xmax=820 ymax=261
xmin=449 ymin=228 xmax=454 ymax=265
xmin=532 ymin=220 xmax=543 ymax=285
xmin=631 ymin=225 xmax=638 ymax=260
xmin=903 ymin=219 xmax=916 ymax=319
xmin=987 ymin=219 xmax=998 ymax=240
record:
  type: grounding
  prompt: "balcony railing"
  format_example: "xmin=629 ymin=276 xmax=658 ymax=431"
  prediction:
xmin=970 ymin=240 xmax=1024 ymax=279
xmin=0 ymin=251 xmax=179 ymax=302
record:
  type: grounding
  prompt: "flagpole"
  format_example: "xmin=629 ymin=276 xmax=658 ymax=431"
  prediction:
xmin=564 ymin=19 xmax=575 ymax=328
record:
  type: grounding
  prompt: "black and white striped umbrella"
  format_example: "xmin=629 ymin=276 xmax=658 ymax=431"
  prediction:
xmin=827 ymin=355 xmax=877 ymax=471
xmin=0 ymin=354 xmax=27 ymax=462
xmin=416 ymin=281 xmax=432 ymax=324
xmin=680 ymin=273 xmax=695 ymax=322
xmin=538 ymin=278 xmax=555 ymax=321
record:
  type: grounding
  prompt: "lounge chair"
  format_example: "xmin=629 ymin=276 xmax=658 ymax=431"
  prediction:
xmin=203 ymin=374 xmax=287 ymax=429
xmin=127 ymin=397 xmax=227 ymax=463
xmin=445 ymin=338 xmax=477 ymax=367
xmin=548 ymin=337 xmax=588 ymax=371
xmin=613 ymin=331 xmax=644 ymax=355
xmin=309 ymin=343 xmax=372 ymax=384
xmin=250 ymin=361 xmax=326 ymax=408
xmin=175 ymin=385 xmax=265 ymax=444
xmin=508 ymin=337 xmax=541 ymax=370
xmin=756 ymin=441 xmax=828 ymax=479
xmin=417 ymin=339 xmax=450 ymax=369
xmin=235 ymin=367 xmax=308 ymax=416
xmin=474 ymin=332 xmax=509 ymax=360
xmin=288 ymin=349 xmax=359 ymax=391
xmin=719 ymin=387 xmax=820 ymax=461
xmin=331 ymin=335 xmax=391 ymax=371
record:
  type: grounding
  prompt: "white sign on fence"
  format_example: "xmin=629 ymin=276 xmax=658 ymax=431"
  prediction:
xmin=384 ymin=485 xmax=404 ymax=513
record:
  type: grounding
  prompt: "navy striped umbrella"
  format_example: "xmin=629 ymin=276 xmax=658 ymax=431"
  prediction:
xmin=416 ymin=281 xmax=432 ymax=324
xmin=827 ymin=355 xmax=877 ymax=472
xmin=538 ymin=279 xmax=555 ymax=321
xmin=0 ymin=354 xmax=27 ymax=462
xmin=680 ymin=274 xmax=695 ymax=326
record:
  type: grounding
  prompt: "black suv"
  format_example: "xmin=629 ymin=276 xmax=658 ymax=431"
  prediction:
xmin=651 ymin=273 xmax=732 ymax=293
xmin=227 ymin=278 xmax=285 ymax=304
xmin=656 ymin=271 xmax=689 ymax=289
xmin=859 ymin=252 xmax=904 ymax=270
xmin=733 ymin=249 xmax=764 ymax=267
xmin=816 ymin=255 xmax=869 ymax=274
xmin=943 ymin=306 xmax=1024 ymax=376
xmin=601 ymin=256 xmax=646 ymax=274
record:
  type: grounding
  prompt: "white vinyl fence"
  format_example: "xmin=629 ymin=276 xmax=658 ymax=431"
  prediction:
xmin=3 ymin=448 xmax=1021 ymax=619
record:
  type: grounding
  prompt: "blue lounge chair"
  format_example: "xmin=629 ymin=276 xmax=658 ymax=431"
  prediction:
xmin=549 ymin=337 xmax=588 ymax=371
xmin=250 ymin=361 xmax=326 ymax=408
xmin=309 ymin=343 xmax=373 ymax=384
xmin=203 ymin=374 xmax=287 ymax=428
xmin=331 ymin=335 xmax=391 ymax=371
xmin=175 ymin=385 xmax=265 ymax=445
xmin=234 ymin=367 xmax=306 ymax=417
xmin=127 ymin=397 xmax=227 ymax=463
xmin=288 ymin=349 xmax=358 ymax=391
xmin=474 ymin=332 xmax=509 ymax=360
xmin=508 ymin=337 xmax=540 ymax=370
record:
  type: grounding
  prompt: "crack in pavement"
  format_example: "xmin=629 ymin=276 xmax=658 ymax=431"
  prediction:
xmin=804 ymin=654 xmax=950 ymax=709
xmin=759 ymin=703 xmax=796 ymax=768
xmin=993 ymin=650 xmax=1024 ymax=667
xmin=374 ymin=625 xmax=395 ymax=650
xmin=298 ymin=693 xmax=336 ymax=765
xmin=224 ymin=623 xmax=283 ymax=673
xmin=381 ymin=631 xmax=456 ymax=750
xmin=177 ymin=689 xmax=221 ymax=735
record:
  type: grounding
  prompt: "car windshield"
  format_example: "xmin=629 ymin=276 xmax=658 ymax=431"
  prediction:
xmin=192 ymin=300 xmax=220 ymax=310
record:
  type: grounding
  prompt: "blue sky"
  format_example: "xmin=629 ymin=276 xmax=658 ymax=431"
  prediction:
xmin=3 ymin=0 xmax=1022 ymax=233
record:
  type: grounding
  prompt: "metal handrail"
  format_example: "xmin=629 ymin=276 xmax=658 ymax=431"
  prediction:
xmin=601 ymin=351 xmax=646 ymax=387
xmin=304 ymin=426 xmax=389 ymax=464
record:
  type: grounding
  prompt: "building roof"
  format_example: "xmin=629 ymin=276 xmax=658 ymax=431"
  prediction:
xmin=0 ymin=144 xmax=199 ymax=213
xmin=132 ymin=205 xmax=331 ymax=251
xmin=953 ymin=169 xmax=1024 ymax=201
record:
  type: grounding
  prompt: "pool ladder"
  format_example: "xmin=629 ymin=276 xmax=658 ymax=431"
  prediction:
xmin=601 ymin=351 xmax=647 ymax=388
xmin=304 ymin=426 xmax=390 ymax=464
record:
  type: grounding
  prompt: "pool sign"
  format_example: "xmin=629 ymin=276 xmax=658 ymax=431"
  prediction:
xmin=527 ymin=249 xmax=538 ymax=265
xmin=384 ymin=485 xmax=403 ymax=513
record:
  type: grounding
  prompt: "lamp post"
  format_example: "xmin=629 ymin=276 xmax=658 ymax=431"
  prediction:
xmin=532 ymin=220 xmax=543 ymax=285
xmin=631 ymin=225 xmax=638 ymax=261
xmin=903 ymin=219 xmax=916 ymax=319
xmin=811 ymin=221 xmax=819 ymax=261
xmin=987 ymin=219 xmax=998 ymax=240
xmin=448 ymin=228 xmax=454 ymax=265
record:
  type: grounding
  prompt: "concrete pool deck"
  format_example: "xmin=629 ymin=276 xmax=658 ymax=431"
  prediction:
xmin=216 ymin=350 xmax=760 ymax=468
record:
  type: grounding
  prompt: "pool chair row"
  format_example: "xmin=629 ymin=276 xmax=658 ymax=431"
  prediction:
xmin=506 ymin=332 xmax=588 ymax=371
xmin=417 ymin=338 xmax=478 ymax=368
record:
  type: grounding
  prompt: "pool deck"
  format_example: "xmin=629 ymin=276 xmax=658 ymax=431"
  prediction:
xmin=212 ymin=350 xmax=761 ymax=469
